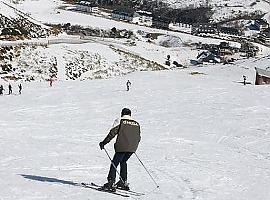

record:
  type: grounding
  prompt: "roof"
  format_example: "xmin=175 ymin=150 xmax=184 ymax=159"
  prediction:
xmin=220 ymin=27 xmax=240 ymax=33
xmin=193 ymin=23 xmax=218 ymax=27
xmin=112 ymin=9 xmax=134 ymax=16
xmin=135 ymin=10 xmax=152 ymax=17
xmin=76 ymin=1 xmax=97 ymax=7
xmin=254 ymin=56 xmax=270 ymax=71
xmin=255 ymin=67 xmax=270 ymax=78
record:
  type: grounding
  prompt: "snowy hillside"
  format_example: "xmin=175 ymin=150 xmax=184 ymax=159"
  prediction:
xmin=0 ymin=37 xmax=166 ymax=81
xmin=0 ymin=0 xmax=269 ymax=82
xmin=11 ymin=0 xmax=270 ymax=25
xmin=162 ymin=0 xmax=270 ymax=22
xmin=0 ymin=0 xmax=270 ymax=199
xmin=1 ymin=58 xmax=270 ymax=200
xmin=0 ymin=0 xmax=50 ymax=38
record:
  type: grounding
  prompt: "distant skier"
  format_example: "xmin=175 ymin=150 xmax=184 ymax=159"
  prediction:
xmin=8 ymin=84 xmax=12 ymax=95
xmin=0 ymin=85 xmax=4 ymax=95
xmin=99 ymin=108 xmax=141 ymax=192
xmin=243 ymin=75 xmax=247 ymax=85
xmin=126 ymin=80 xmax=131 ymax=91
xmin=49 ymin=78 xmax=53 ymax=87
xmin=18 ymin=84 xmax=22 ymax=94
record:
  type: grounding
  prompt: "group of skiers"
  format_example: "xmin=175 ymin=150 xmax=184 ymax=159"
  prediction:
xmin=0 ymin=79 xmax=130 ymax=96
xmin=0 ymin=83 xmax=22 ymax=95
xmin=1 ymin=79 xmax=137 ymax=192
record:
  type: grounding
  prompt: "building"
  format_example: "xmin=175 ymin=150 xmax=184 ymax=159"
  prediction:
xmin=254 ymin=19 xmax=269 ymax=31
xmin=240 ymin=42 xmax=259 ymax=57
xmin=111 ymin=9 xmax=134 ymax=22
xmin=75 ymin=1 xmax=99 ymax=13
xmin=219 ymin=27 xmax=241 ymax=36
xmin=191 ymin=23 xmax=218 ymax=35
xmin=152 ymin=16 xmax=170 ymax=30
xmin=255 ymin=67 xmax=270 ymax=85
xmin=260 ymin=28 xmax=270 ymax=45
xmin=132 ymin=11 xmax=152 ymax=27
xmin=218 ymin=42 xmax=234 ymax=56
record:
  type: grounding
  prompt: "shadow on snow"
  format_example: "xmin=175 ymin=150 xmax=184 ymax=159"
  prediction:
xmin=19 ymin=174 xmax=78 ymax=186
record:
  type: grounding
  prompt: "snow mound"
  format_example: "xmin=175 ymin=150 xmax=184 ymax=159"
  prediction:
xmin=156 ymin=35 xmax=183 ymax=47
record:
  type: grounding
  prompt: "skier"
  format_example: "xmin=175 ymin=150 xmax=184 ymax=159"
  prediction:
xmin=99 ymin=108 xmax=141 ymax=192
xmin=8 ymin=84 xmax=12 ymax=95
xmin=126 ymin=80 xmax=131 ymax=91
xmin=0 ymin=85 xmax=4 ymax=95
xmin=49 ymin=78 xmax=53 ymax=87
xmin=243 ymin=75 xmax=247 ymax=85
xmin=18 ymin=84 xmax=22 ymax=94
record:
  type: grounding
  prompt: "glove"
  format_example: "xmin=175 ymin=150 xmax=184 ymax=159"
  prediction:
xmin=99 ymin=142 xmax=105 ymax=150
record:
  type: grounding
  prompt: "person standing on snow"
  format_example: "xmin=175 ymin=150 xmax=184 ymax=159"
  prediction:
xmin=0 ymin=85 xmax=4 ymax=95
xmin=126 ymin=80 xmax=131 ymax=91
xmin=18 ymin=84 xmax=22 ymax=94
xmin=8 ymin=84 xmax=12 ymax=95
xmin=99 ymin=108 xmax=141 ymax=192
xmin=243 ymin=75 xmax=247 ymax=85
xmin=49 ymin=78 xmax=53 ymax=87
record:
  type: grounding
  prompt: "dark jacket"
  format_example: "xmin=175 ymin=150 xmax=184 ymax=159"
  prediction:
xmin=102 ymin=115 xmax=141 ymax=152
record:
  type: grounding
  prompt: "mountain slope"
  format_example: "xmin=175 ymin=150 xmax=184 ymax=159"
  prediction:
xmin=0 ymin=59 xmax=270 ymax=200
xmin=0 ymin=0 xmax=50 ymax=38
xmin=0 ymin=41 xmax=165 ymax=81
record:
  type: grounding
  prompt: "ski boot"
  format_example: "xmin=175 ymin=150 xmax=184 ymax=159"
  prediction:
xmin=101 ymin=180 xmax=116 ymax=192
xmin=115 ymin=180 xmax=130 ymax=191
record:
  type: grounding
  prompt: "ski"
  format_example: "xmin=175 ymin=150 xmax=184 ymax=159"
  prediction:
xmin=80 ymin=182 xmax=129 ymax=198
xmin=90 ymin=182 xmax=145 ymax=196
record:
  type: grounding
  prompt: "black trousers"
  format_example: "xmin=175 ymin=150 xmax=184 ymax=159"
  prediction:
xmin=107 ymin=152 xmax=133 ymax=182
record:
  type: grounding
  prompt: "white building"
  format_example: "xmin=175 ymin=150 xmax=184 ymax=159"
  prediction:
xmin=75 ymin=1 xmax=99 ymax=13
xmin=260 ymin=29 xmax=270 ymax=45
xmin=132 ymin=11 xmax=152 ymax=27
xmin=111 ymin=10 xmax=134 ymax=22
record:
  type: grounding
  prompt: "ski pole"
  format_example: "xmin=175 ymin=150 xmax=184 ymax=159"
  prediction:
xmin=134 ymin=152 xmax=159 ymax=188
xmin=103 ymin=147 xmax=125 ymax=183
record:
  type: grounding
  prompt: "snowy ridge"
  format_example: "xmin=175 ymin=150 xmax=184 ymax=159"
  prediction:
xmin=0 ymin=0 xmax=18 ymax=19
xmin=0 ymin=0 xmax=50 ymax=38
xmin=0 ymin=0 xmax=49 ymax=29
xmin=160 ymin=0 xmax=270 ymax=23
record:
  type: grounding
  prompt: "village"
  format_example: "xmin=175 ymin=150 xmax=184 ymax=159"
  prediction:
xmin=64 ymin=0 xmax=270 ymax=84
xmin=70 ymin=0 xmax=270 ymax=46
xmin=0 ymin=0 xmax=269 ymax=85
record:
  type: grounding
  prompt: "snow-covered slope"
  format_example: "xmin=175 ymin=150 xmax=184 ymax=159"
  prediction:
xmin=0 ymin=39 xmax=165 ymax=81
xmin=1 ymin=0 xmax=269 ymax=82
xmin=0 ymin=1 xmax=270 ymax=199
xmin=13 ymin=0 xmax=270 ymax=26
xmin=162 ymin=0 xmax=270 ymax=22
xmin=0 ymin=58 xmax=270 ymax=200
xmin=0 ymin=0 xmax=50 ymax=38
